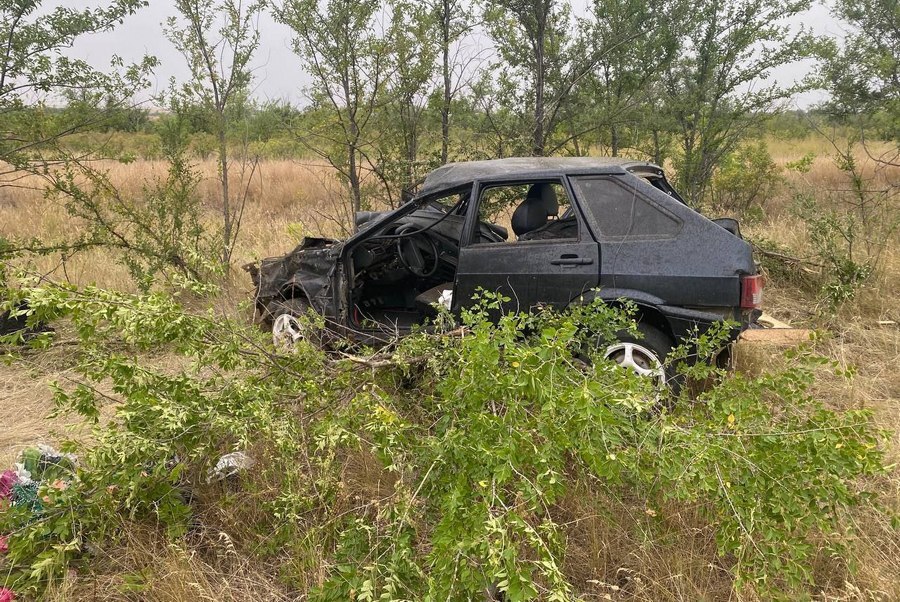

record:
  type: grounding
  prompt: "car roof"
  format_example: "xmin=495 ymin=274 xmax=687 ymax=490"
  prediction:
xmin=419 ymin=157 xmax=660 ymax=197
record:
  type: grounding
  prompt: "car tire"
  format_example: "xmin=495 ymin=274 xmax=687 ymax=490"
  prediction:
xmin=603 ymin=323 xmax=679 ymax=395
xmin=270 ymin=297 xmax=316 ymax=351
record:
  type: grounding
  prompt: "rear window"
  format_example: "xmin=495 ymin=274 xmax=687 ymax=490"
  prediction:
xmin=571 ymin=176 xmax=682 ymax=240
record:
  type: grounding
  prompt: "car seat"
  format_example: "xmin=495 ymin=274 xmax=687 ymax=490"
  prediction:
xmin=511 ymin=183 xmax=559 ymax=239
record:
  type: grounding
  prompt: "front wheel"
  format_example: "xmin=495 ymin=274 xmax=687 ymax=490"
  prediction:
xmin=602 ymin=323 xmax=675 ymax=392
xmin=271 ymin=297 xmax=314 ymax=352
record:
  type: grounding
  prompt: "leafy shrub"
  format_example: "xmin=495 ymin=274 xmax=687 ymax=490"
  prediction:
xmin=246 ymin=136 xmax=309 ymax=160
xmin=785 ymin=139 xmax=896 ymax=311
xmin=63 ymin=131 xmax=164 ymax=160
xmin=770 ymin=141 xmax=897 ymax=312
xmin=792 ymin=194 xmax=874 ymax=309
xmin=784 ymin=151 xmax=816 ymax=173
xmin=45 ymin=125 xmax=222 ymax=292
xmin=0 ymin=284 xmax=890 ymax=599
xmin=711 ymin=141 xmax=782 ymax=218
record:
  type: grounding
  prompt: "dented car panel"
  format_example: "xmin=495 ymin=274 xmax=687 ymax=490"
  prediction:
xmin=248 ymin=237 xmax=339 ymax=317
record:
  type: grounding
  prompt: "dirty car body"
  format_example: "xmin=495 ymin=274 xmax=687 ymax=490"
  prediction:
xmin=247 ymin=157 xmax=761 ymax=349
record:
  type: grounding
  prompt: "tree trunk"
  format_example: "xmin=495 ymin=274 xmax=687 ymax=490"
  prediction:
xmin=218 ymin=116 xmax=231 ymax=264
xmin=683 ymin=140 xmax=702 ymax=205
xmin=440 ymin=0 xmax=451 ymax=164
xmin=533 ymin=39 xmax=546 ymax=156
xmin=610 ymin=123 xmax=619 ymax=157
xmin=342 ymin=60 xmax=362 ymax=231
xmin=348 ymin=103 xmax=362 ymax=233
xmin=348 ymin=143 xmax=361 ymax=233
xmin=532 ymin=9 xmax=546 ymax=157
xmin=652 ymin=129 xmax=661 ymax=166
xmin=405 ymin=101 xmax=417 ymax=199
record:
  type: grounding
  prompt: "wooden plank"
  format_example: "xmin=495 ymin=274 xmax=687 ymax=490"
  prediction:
xmin=739 ymin=328 xmax=812 ymax=345
xmin=755 ymin=312 xmax=793 ymax=329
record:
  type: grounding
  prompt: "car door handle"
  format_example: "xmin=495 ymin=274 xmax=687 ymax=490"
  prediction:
xmin=550 ymin=255 xmax=593 ymax=266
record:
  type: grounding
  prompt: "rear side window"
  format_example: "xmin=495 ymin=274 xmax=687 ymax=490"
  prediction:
xmin=571 ymin=176 xmax=682 ymax=240
xmin=475 ymin=181 xmax=579 ymax=243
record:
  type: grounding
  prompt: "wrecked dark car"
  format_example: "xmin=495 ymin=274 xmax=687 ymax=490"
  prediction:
xmin=246 ymin=157 xmax=762 ymax=384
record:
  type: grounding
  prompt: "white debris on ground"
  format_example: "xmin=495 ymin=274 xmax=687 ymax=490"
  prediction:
xmin=206 ymin=451 xmax=255 ymax=483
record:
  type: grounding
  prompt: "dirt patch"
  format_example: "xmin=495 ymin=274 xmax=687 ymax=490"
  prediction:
xmin=0 ymin=348 xmax=79 ymax=466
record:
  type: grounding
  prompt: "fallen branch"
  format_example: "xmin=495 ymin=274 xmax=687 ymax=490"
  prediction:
xmin=751 ymin=243 xmax=823 ymax=272
xmin=339 ymin=353 xmax=426 ymax=369
xmin=336 ymin=327 xmax=468 ymax=368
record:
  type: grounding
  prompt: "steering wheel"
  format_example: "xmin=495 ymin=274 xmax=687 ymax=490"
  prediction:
xmin=395 ymin=225 xmax=440 ymax=278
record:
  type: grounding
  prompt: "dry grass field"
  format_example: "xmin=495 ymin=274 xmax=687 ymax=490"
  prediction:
xmin=1 ymin=136 xmax=898 ymax=599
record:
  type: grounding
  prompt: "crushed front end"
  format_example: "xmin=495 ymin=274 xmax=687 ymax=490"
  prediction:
xmin=244 ymin=237 xmax=340 ymax=321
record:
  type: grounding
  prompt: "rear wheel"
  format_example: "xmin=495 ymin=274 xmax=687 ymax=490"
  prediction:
xmin=603 ymin=323 xmax=675 ymax=392
xmin=271 ymin=297 xmax=314 ymax=352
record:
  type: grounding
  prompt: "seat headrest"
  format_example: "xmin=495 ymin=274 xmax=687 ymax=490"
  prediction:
xmin=511 ymin=183 xmax=559 ymax=237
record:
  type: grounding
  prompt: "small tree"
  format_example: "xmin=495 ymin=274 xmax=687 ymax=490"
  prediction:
xmin=662 ymin=0 xmax=815 ymax=204
xmin=45 ymin=119 xmax=216 ymax=291
xmin=165 ymin=0 xmax=264 ymax=265
xmin=484 ymin=0 xmax=581 ymax=156
xmin=276 ymin=0 xmax=390 ymax=230
xmin=822 ymin=0 xmax=899 ymax=156
xmin=796 ymin=0 xmax=900 ymax=307
xmin=376 ymin=0 xmax=439 ymax=201
xmin=579 ymin=0 xmax=679 ymax=156
xmin=0 ymin=0 xmax=152 ymax=186
xmin=430 ymin=0 xmax=474 ymax=164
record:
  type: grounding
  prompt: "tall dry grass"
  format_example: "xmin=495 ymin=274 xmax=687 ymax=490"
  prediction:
xmin=42 ymin=524 xmax=291 ymax=602
xmin=0 ymin=158 xmax=347 ymax=292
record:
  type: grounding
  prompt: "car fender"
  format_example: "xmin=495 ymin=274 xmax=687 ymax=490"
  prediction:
xmin=580 ymin=287 xmax=666 ymax=309
xmin=278 ymin=275 xmax=313 ymax=305
xmin=575 ymin=289 xmax=732 ymax=342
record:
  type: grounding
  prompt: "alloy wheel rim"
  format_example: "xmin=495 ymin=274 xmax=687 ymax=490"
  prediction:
xmin=603 ymin=342 xmax=667 ymax=388
xmin=272 ymin=313 xmax=304 ymax=351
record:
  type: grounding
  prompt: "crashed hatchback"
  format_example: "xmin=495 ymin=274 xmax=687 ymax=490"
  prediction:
xmin=246 ymin=157 xmax=762 ymax=381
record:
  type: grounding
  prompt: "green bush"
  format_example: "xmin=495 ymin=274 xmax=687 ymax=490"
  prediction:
xmin=792 ymin=194 xmax=873 ymax=309
xmin=0 ymin=284 xmax=890 ymax=599
xmin=246 ymin=136 xmax=309 ymax=160
xmin=711 ymin=141 xmax=782 ymax=217
xmin=785 ymin=140 xmax=896 ymax=311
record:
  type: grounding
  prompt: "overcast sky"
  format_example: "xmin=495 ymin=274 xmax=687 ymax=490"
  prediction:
xmin=65 ymin=0 xmax=847 ymax=109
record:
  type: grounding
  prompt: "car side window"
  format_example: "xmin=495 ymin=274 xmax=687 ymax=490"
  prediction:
xmin=475 ymin=181 xmax=579 ymax=243
xmin=570 ymin=176 xmax=682 ymax=240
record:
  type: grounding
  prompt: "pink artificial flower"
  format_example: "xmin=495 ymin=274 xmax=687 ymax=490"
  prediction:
xmin=0 ymin=470 xmax=16 ymax=499
xmin=0 ymin=587 xmax=15 ymax=602
xmin=0 ymin=535 xmax=7 ymax=553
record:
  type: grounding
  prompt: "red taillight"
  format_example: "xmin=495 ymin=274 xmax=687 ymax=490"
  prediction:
xmin=740 ymin=274 xmax=763 ymax=310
